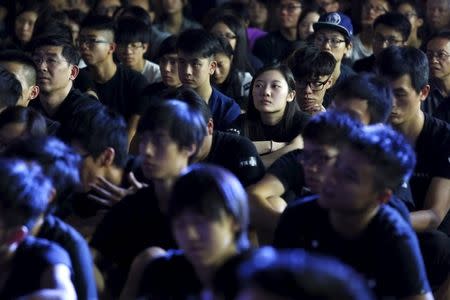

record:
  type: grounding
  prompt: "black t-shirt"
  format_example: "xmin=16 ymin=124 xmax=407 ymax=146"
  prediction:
xmin=37 ymin=215 xmax=97 ymax=300
xmin=267 ymin=149 xmax=306 ymax=202
xmin=0 ymin=236 xmax=72 ymax=299
xmin=75 ymin=65 xmax=149 ymax=120
xmin=141 ymin=81 xmax=171 ymax=109
xmin=273 ymin=196 xmax=431 ymax=299
xmin=422 ymin=81 xmax=450 ymax=124
xmin=411 ymin=114 xmax=450 ymax=232
xmin=90 ymin=185 xmax=177 ymax=274
xmin=30 ymin=88 xmax=98 ymax=135
xmin=229 ymin=110 xmax=310 ymax=142
xmin=204 ymin=131 xmax=265 ymax=187
xmin=353 ymin=54 xmax=376 ymax=74
xmin=253 ymin=31 xmax=297 ymax=66
xmin=323 ymin=63 xmax=356 ymax=107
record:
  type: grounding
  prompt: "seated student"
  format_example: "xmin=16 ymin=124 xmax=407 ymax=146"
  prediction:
xmin=89 ymin=99 xmax=207 ymax=296
xmin=0 ymin=50 xmax=40 ymax=107
xmin=165 ymin=87 xmax=265 ymax=187
xmin=287 ymin=45 xmax=335 ymax=115
xmin=3 ymin=136 xmax=98 ymax=300
xmin=228 ymin=63 xmax=309 ymax=168
xmin=353 ymin=13 xmax=411 ymax=73
xmin=234 ymin=247 xmax=375 ymax=300
xmin=29 ymin=34 xmax=98 ymax=135
xmin=0 ymin=106 xmax=47 ymax=153
xmin=395 ymin=0 xmax=425 ymax=49
xmin=75 ymin=15 xmax=149 ymax=143
xmin=423 ymin=31 xmax=450 ymax=124
xmin=274 ymin=124 xmax=434 ymax=300
xmin=153 ymin=0 xmax=202 ymax=35
xmin=0 ymin=159 xmax=76 ymax=300
xmin=0 ymin=66 xmax=22 ymax=112
xmin=177 ymin=29 xmax=241 ymax=131
xmin=115 ymin=17 xmax=161 ymax=84
xmin=120 ymin=164 xmax=251 ymax=299
xmin=312 ymin=12 xmax=355 ymax=107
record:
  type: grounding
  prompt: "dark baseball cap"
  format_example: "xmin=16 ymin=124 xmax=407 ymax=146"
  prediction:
xmin=313 ymin=12 xmax=353 ymax=39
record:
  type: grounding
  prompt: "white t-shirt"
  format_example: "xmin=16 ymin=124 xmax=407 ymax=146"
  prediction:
xmin=142 ymin=60 xmax=162 ymax=84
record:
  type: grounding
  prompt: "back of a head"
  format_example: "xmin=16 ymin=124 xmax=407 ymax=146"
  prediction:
xmin=80 ymin=14 xmax=115 ymax=36
xmin=302 ymin=110 xmax=362 ymax=146
xmin=115 ymin=17 xmax=151 ymax=45
xmin=288 ymin=45 xmax=336 ymax=80
xmin=177 ymin=29 xmax=221 ymax=59
xmin=335 ymin=73 xmax=393 ymax=124
xmin=137 ymin=99 xmax=207 ymax=158
xmin=3 ymin=136 xmax=80 ymax=203
xmin=115 ymin=5 xmax=152 ymax=26
xmin=237 ymin=247 xmax=375 ymax=300
xmin=373 ymin=12 xmax=412 ymax=42
xmin=0 ymin=158 xmax=52 ymax=230
xmin=64 ymin=102 xmax=128 ymax=168
xmin=168 ymin=163 xmax=250 ymax=251
xmin=376 ymin=46 xmax=429 ymax=93
xmin=156 ymin=35 xmax=178 ymax=62
xmin=0 ymin=67 xmax=22 ymax=110
xmin=29 ymin=34 xmax=80 ymax=65
xmin=349 ymin=124 xmax=416 ymax=190
xmin=0 ymin=50 xmax=37 ymax=87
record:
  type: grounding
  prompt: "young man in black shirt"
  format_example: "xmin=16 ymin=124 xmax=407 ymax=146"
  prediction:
xmin=274 ymin=124 xmax=433 ymax=300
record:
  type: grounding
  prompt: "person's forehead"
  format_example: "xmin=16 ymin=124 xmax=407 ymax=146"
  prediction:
xmin=315 ymin=29 xmax=345 ymax=38
xmin=79 ymin=28 xmax=112 ymax=38
xmin=373 ymin=25 xmax=403 ymax=36
xmin=178 ymin=52 xmax=209 ymax=61
xmin=33 ymin=45 xmax=64 ymax=56
xmin=427 ymin=37 xmax=450 ymax=49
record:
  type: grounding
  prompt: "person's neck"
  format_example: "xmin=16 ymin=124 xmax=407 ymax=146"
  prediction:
xmin=433 ymin=76 xmax=450 ymax=97
xmin=196 ymin=84 xmax=213 ymax=104
xmin=330 ymin=63 xmax=342 ymax=88
xmin=359 ymin=26 xmax=373 ymax=48
xmin=393 ymin=110 xmax=424 ymax=146
xmin=133 ymin=59 xmax=146 ymax=73
xmin=260 ymin=109 xmax=284 ymax=126
xmin=280 ymin=27 xmax=297 ymax=41
xmin=89 ymin=59 xmax=117 ymax=84
xmin=194 ymin=134 xmax=213 ymax=162
xmin=39 ymin=82 xmax=73 ymax=116
xmin=329 ymin=205 xmax=380 ymax=239
xmin=154 ymin=177 xmax=177 ymax=214
xmin=407 ymin=30 xmax=422 ymax=49
xmin=105 ymin=165 xmax=125 ymax=187
xmin=166 ymin=12 xmax=183 ymax=34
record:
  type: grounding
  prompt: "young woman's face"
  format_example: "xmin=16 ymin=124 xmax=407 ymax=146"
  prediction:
xmin=15 ymin=11 xmax=38 ymax=44
xmin=252 ymin=70 xmax=295 ymax=115
xmin=297 ymin=11 xmax=320 ymax=40
xmin=249 ymin=0 xmax=268 ymax=28
xmin=213 ymin=53 xmax=232 ymax=85
xmin=172 ymin=209 xmax=237 ymax=268
xmin=210 ymin=22 xmax=237 ymax=50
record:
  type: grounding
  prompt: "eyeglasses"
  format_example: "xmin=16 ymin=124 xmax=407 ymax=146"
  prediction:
xmin=372 ymin=35 xmax=404 ymax=46
xmin=314 ymin=35 xmax=346 ymax=48
xmin=426 ymin=50 xmax=450 ymax=61
xmin=298 ymin=151 xmax=338 ymax=166
xmin=32 ymin=55 xmax=68 ymax=67
xmin=280 ymin=4 xmax=302 ymax=12
xmin=77 ymin=37 xmax=111 ymax=48
xmin=296 ymin=75 xmax=331 ymax=91
xmin=363 ymin=3 xmax=388 ymax=14
xmin=117 ymin=42 xmax=145 ymax=51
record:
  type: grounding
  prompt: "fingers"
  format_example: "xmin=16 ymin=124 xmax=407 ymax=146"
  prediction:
xmin=96 ymin=176 xmax=125 ymax=197
xmin=87 ymin=192 xmax=115 ymax=208
xmin=128 ymin=172 xmax=148 ymax=189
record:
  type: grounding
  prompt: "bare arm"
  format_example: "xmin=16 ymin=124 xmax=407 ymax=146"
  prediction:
xmin=127 ymin=114 xmax=141 ymax=150
xmin=411 ymin=177 xmax=450 ymax=232
xmin=260 ymin=135 xmax=304 ymax=168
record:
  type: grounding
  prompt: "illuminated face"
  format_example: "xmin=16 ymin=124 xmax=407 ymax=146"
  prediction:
xmin=295 ymin=74 xmax=331 ymax=110
xmin=361 ymin=0 xmax=390 ymax=26
xmin=279 ymin=0 xmax=302 ymax=30
xmin=178 ymin=52 xmax=215 ymax=91
xmin=14 ymin=11 xmax=38 ymax=44
xmin=298 ymin=11 xmax=320 ymax=40
xmin=117 ymin=42 xmax=148 ymax=71
xmin=372 ymin=25 xmax=405 ymax=57
xmin=210 ymin=22 xmax=237 ymax=50
xmin=249 ymin=0 xmax=269 ymax=28
xmin=159 ymin=53 xmax=181 ymax=87
xmin=0 ymin=61 xmax=38 ymax=106
xmin=427 ymin=37 xmax=450 ymax=80
xmin=397 ymin=3 xmax=423 ymax=34
xmin=314 ymin=29 xmax=351 ymax=63
xmin=426 ymin=0 xmax=450 ymax=31
xmin=78 ymin=29 xmax=114 ymax=66
xmin=213 ymin=53 xmax=232 ymax=85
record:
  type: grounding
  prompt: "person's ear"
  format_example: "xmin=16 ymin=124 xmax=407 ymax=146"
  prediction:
xmin=207 ymin=118 xmax=214 ymax=135
xmin=344 ymin=41 xmax=353 ymax=57
xmin=419 ymin=84 xmax=430 ymax=101
xmin=184 ymin=143 xmax=197 ymax=158
xmin=69 ymin=64 xmax=79 ymax=81
xmin=99 ymin=147 xmax=116 ymax=166
xmin=209 ymin=59 xmax=217 ymax=75
xmin=29 ymin=85 xmax=39 ymax=100
xmin=142 ymin=43 xmax=149 ymax=53
xmin=109 ymin=42 xmax=117 ymax=54
xmin=287 ymin=89 xmax=296 ymax=102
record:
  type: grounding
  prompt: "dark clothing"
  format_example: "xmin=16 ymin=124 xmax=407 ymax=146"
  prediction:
xmin=75 ymin=65 xmax=149 ymax=120
xmin=323 ymin=64 xmax=356 ymax=107
xmin=208 ymin=88 xmax=241 ymax=131
xmin=141 ymin=81 xmax=172 ymax=109
xmin=30 ymin=88 xmax=98 ymax=135
xmin=411 ymin=114 xmax=450 ymax=232
xmin=274 ymin=196 xmax=431 ymax=299
xmin=253 ymin=31 xmax=297 ymax=66
xmin=422 ymin=81 xmax=450 ymax=124
xmin=37 ymin=215 xmax=97 ymax=299
xmin=353 ymin=54 xmax=376 ymax=74
xmin=204 ymin=131 xmax=265 ymax=187
xmin=0 ymin=236 xmax=72 ymax=299
xmin=228 ymin=110 xmax=310 ymax=142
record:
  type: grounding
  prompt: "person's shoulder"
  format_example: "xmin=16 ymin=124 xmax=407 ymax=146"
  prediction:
xmin=211 ymin=87 xmax=234 ymax=102
xmin=370 ymin=205 xmax=415 ymax=240
xmin=18 ymin=236 xmax=71 ymax=266
xmin=41 ymin=215 xmax=85 ymax=241
xmin=284 ymin=194 xmax=321 ymax=215
xmin=421 ymin=114 xmax=450 ymax=145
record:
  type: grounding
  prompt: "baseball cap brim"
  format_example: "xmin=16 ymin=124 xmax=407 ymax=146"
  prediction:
xmin=313 ymin=23 xmax=351 ymax=39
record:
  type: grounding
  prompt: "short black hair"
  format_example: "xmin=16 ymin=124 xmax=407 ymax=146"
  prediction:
xmin=288 ymin=45 xmax=336 ymax=80
xmin=115 ymin=5 xmax=152 ymax=26
xmin=177 ymin=29 xmax=221 ymax=59
xmin=349 ymin=124 xmax=416 ymax=190
xmin=162 ymin=86 xmax=212 ymax=123
xmin=155 ymin=35 xmax=178 ymax=62
xmin=376 ymin=46 xmax=429 ymax=93
xmin=427 ymin=30 xmax=450 ymax=44
xmin=334 ymin=73 xmax=393 ymax=124
xmin=0 ymin=159 xmax=52 ymax=230
xmin=115 ymin=17 xmax=151 ymax=44
xmin=80 ymin=14 xmax=115 ymax=37
xmin=373 ymin=13 xmax=411 ymax=42
xmin=137 ymin=99 xmax=207 ymax=161
xmin=302 ymin=110 xmax=362 ymax=146
xmin=0 ymin=66 xmax=22 ymax=109
xmin=29 ymin=34 xmax=81 ymax=65
xmin=65 ymin=103 xmax=128 ymax=168
xmin=0 ymin=50 xmax=37 ymax=86
xmin=0 ymin=106 xmax=47 ymax=139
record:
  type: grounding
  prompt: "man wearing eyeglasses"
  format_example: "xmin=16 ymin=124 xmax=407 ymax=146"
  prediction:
xmin=353 ymin=12 xmax=411 ymax=73
xmin=312 ymin=12 xmax=355 ymax=107
xmin=423 ymin=31 xmax=450 ymax=124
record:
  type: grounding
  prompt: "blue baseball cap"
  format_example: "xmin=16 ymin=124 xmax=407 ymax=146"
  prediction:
xmin=313 ymin=12 xmax=353 ymax=39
